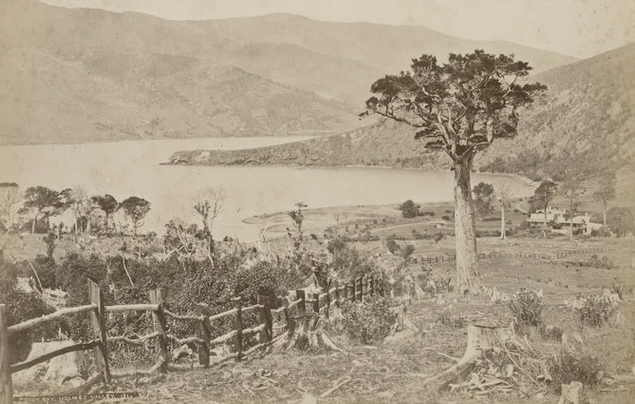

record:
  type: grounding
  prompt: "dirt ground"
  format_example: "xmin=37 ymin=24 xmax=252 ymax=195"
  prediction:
xmin=9 ymin=236 xmax=635 ymax=404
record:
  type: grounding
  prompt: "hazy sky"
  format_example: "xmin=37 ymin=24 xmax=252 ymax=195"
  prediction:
xmin=41 ymin=0 xmax=635 ymax=58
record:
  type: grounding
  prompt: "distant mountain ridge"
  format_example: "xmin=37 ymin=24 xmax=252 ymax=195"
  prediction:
xmin=0 ymin=0 xmax=578 ymax=144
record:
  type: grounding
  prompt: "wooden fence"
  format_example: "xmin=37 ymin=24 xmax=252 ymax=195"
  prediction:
xmin=0 ymin=274 xmax=377 ymax=403
xmin=416 ymin=246 xmax=615 ymax=264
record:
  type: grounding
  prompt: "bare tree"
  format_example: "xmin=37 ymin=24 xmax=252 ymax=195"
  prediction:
xmin=561 ymin=176 xmax=583 ymax=241
xmin=592 ymin=171 xmax=616 ymax=226
xmin=496 ymin=182 xmax=512 ymax=240
xmin=0 ymin=182 xmax=20 ymax=230
xmin=61 ymin=186 xmax=92 ymax=234
xmin=192 ymin=188 xmax=225 ymax=235
xmin=192 ymin=187 xmax=225 ymax=252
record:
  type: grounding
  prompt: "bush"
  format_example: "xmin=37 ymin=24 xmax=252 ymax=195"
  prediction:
xmin=386 ymin=238 xmax=401 ymax=254
xmin=547 ymin=348 xmax=603 ymax=393
xmin=509 ymin=289 xmax=543 ymax=329
xmin=340 ymin=296 xmax=397 ymax=344
xmin=398 ymin=200 xmax=420 ymax=218
xmin=441 ymin=215 xmax=451 ymax=221
xmin=437 ymin=312 xmax=466 ymax=328
xmin=576 ymin=295 xmax=618 ymax=327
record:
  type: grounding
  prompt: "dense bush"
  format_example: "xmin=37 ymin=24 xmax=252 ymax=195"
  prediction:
xmin=509 ymin=289 xmax=543 ymax=329
xmin=548 ymin=348 xmax=604 ymax=393
xmin=576 ymin=295 xmax=618 ymax=327
xmin=398 ymin=200 xmax=420 ymax=218
xmin=0 ymin=257 xmax=63 ymax=363
xmin=340 ymin=296 xmax=397 ymax=344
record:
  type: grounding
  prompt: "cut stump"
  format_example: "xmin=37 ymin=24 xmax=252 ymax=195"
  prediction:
xmin=422 ymin=323 xmax=521 ymax=390
xmin=273 ymin=313 xmax=341 ymax=352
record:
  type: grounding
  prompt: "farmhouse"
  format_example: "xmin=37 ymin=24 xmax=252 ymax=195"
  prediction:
xmin=528 ymin=206 xmax=565 ymax=225
xmin=528 ymin=208 xmax=603 ymax=234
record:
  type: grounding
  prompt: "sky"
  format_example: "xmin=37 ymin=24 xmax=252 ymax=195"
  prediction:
xmin=40 ymin=0 xmax=635 ymax=58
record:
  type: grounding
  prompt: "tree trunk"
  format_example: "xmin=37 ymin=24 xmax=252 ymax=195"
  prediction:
xmin=453 ymin=157 xmax=480 ymax=294
xmin=500 ymin=203 xmax=506 ymax=240
xmin=31 ymin=212 xmax=38 ymax=234
xmin=603 ymin=202 xmax=607 ymax=227
xmin=543 ymin=206 xmax=548 ymax=238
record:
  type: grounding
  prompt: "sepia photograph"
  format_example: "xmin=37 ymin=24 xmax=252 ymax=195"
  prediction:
xmin=0 ymin=0 xmax=634 ymax=403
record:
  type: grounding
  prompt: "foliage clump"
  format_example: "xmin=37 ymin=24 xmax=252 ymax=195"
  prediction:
xmin=576 ymin=295 xmax=618 ymax=327
xmin=339 ymin=296 xmax=397 ymax=344
xmin=547 ymin=347 xmax=604 ymax=393
xmin=509 ymin=289 xmax=543 ymax=329
xmin=437 ymin=312 xmax=466 ymax=328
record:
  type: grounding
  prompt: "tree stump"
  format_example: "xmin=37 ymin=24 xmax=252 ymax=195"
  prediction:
xmin=422 ymin=323 xmax=521 ymax=390
xmin=273 ymin=313 xmax=341 ymax=352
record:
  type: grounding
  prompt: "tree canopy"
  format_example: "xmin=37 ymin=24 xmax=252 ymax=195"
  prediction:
xmin=118 ymin=196 xmax=151 ymax=234
xmin=364 ymin=50 xmax=546 ymax=164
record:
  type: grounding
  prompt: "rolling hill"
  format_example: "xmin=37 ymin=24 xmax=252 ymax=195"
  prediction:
xmin=169 ymin=43 xmax=635 ymax=188
xmin=0 ymin=0 xmax=578 ymax=144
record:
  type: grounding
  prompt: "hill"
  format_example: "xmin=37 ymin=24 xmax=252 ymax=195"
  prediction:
xmin=0 ymin=0 xmax=577 ymax=144
xmin=169 ymin=43 xmax=635 ymax=190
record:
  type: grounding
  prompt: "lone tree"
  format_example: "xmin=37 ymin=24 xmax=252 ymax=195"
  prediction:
xmin=560 ymin=176 xmax=583 ymax=241
xmin=19 ymin=186 xmax=65 ymax=233
xmin=364 ymin=50 xmax=545 ymax=293
xmin=592 ymin=171 xmax=616 ymax=226
xmin=399 ymin=199 xmax=420 ymax=218
xmin=496 ymin=181 xmax=512 ymax=240
xmin=192 ymin=187 xmax=225 ymax=252
xmin=472 ymin=182 xmax=494 ymax=218
xmin=118 ymin=196 xmax=151 ymax=235
xmin=528 ymin=180 xmax=558 ymax=237
xmin=91 ymin=194 xmax=118 ymax=232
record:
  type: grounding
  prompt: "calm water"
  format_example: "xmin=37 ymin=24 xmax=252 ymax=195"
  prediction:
xmin=0 ymin=137 xmax=536 ymax=241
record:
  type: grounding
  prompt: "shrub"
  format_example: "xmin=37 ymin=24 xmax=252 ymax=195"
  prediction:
xmin=340 ymin=296 xmax=397 ymax=344
xmin=437 ymin=312 xmax=466 ymax=328
xmin=547 ymin=348 xmax=603 ymax=393
xmin=399 ymin=200 xmax=420 ymax=218
xmin=433 ymin=232 xmax=444 ymax=243
xmin=386 ymin=238 xmax=401 ymax=254
xmin=609 ymin=281 xmax=627 ymax=300
xmin=441 ymin=215 xmax=451 ymax=221
xmin=576 ymin=295 xmax=618 ymax=327
xmin=509 ymin=289 xmax=543 ymax=328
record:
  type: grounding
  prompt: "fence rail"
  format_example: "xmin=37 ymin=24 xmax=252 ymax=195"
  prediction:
xmin=414 ymin=246 xmax=616 ymax=264
xmin=0 ymin=272 xmax=380 ymax=403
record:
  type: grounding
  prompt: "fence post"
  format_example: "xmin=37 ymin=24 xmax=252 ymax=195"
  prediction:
xmin=369 ymin=275 xmax=375 ymax=296
xmin=0 ymin=304 xmax=13 ymax=404
xmin=233 ymin=297 xmax=243 ymax=362
xmin=312 ymin=293 xmax=320 ymax=314
xmin=325 ymin=283 xmax=330 ymax=319
xmin=333 ymin=280 xmax=340 ymax=308
xmin=358 ymin=275 xmax=364 ymax=302
xmin=296 ymin=290 xmax=306 ymax=315
xmin=195 ymin=303 xmax=211 ymax=367
xmin=148 ymin=290 xmax=169 ymax=372
xmin=257 ymin=295 xmax=273 ymax=343
xmin=351 ymin=279 xmax=356 ymax=302
xmin=88 ymin=280 xmax=110 ymax=384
